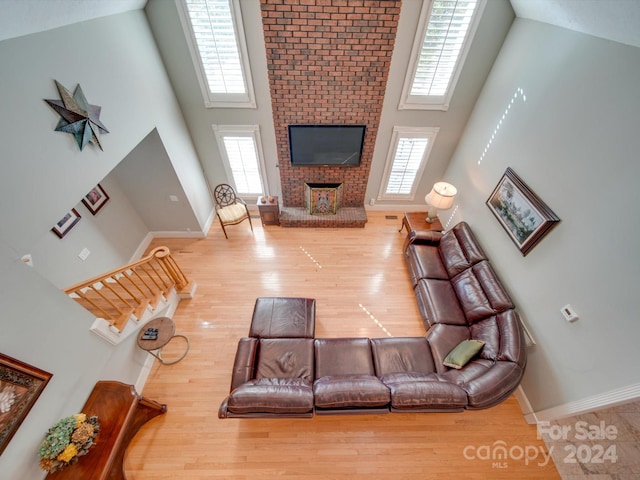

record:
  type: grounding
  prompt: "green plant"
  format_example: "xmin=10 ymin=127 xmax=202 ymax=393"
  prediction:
xmin=38 ymin=413 xmax=100 ymax=473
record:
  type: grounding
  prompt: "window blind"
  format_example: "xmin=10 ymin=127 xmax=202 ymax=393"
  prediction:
xmin=410 ymin=0 xmax=477 ymax=97
xmin=385 ymin=137 xmax=430 ymax=195
xmin=222 ymin=136 xmax=263 ymax=194
xmin=185 ymin=0 xmax=245 ymax=95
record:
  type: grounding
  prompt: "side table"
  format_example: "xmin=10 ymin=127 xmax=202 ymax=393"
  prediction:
xmin=137 ymin=317 xmax=189 ymax=365
xmin=257 ymin=196 xmax=280 ymax=226
xmin=399 ymin=211 xmax=443 ymax=233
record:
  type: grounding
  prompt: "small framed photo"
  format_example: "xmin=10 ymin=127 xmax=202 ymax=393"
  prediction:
xmin=487 ymin=168 xmax=560 ymax=256
xmin=51 ymin=208 xmax=81 ymax=238
xmin=0 ymin=353 xmax=52 ymax=455
xmin=82 ymin=184 xmax=110 ymax=215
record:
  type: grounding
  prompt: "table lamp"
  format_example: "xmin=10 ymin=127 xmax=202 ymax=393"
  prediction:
xmin=425 ymin=182 xmax=457 ymax=223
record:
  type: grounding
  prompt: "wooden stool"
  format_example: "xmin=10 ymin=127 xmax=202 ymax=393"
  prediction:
xmin=137 ymin=317 xmax=190 ymax=365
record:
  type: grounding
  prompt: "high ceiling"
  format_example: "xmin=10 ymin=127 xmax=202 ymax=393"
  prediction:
xmin=511 ymin=0 xmax=640 ymax=49
xmin=0 ymin=0 xmax=147 ymax=42
xmin=1 ymin=0 xmax=638 ymax=49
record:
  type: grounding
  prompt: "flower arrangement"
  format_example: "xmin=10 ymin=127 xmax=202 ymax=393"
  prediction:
xmin=38 ymin=413 xmax=100 ymax=473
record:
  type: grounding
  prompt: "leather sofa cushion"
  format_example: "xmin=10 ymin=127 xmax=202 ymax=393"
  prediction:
xmin=439 ymin=359 xmax=493 ymax=386
xmin=370 ymin=337 xmax=435 ymax=376
xmin=313 ymin=375 xmax=390 ymax=408
xmin=250 ymin=297 xmax=316 ymax=338
xmin=380 ymin=373 xmax=468 ymax=410
xmin=439 ymin=222 xmax=487 ymax=278
xmin=452 ymin=261 xmax=514 ymax=323
xmin=406 ymin=244 xmax=449 ymax=285
xmin=314 ymin=338 xmax=375 ymax=377
xmin=426 ymin=324 xmax=470 ymax=375
xmin=256 ymin=338 xmax=314 ymax=381
xmin=227 ymin=378 xmax=314 ymax=414
xmin=415 ymin=278 xmax=467 ymax=327
xmin=491 ymin=310 xmax=526 ymax=366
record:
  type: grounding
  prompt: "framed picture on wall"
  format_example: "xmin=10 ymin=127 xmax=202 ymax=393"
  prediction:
xmin=82 ymin=184 xmax=110 ymax=215
xmin=486 ymin=168 xmax=560 ymax=256
xmin=0 ymin=353 xmax=52 ymax=455
xmin=51 ymin=208 xmax=81 ymax=238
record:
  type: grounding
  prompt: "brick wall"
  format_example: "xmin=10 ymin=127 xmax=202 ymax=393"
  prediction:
xmin=260 ymin=0 xmax=401 ymax=207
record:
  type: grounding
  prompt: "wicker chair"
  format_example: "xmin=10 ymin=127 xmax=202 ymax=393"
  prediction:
xmin=213 ymin=184 xmax=253 ymax=239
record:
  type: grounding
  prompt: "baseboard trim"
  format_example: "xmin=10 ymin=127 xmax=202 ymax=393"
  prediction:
xmin=523 ymin=383 xmax=640 ymax=424
xmin=513 ymin=386 xmax=536 ymax=423
xmin=149 ymin=230 xmax=207 ymax=238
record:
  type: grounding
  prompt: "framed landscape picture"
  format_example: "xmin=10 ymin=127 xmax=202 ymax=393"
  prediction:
xmin=82 ymin=184 xmax=110 ymax=215
xmin=0 ymin=353 xmax=52 ymax=455
xmin=486 ymin=168 xmax=560 ymax=256
xmin=51 ymin=208 xmax=81 ymax=238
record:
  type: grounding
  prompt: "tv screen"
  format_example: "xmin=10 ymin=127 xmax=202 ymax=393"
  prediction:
xmin=289 ymin=125 xmax=366 ymax=166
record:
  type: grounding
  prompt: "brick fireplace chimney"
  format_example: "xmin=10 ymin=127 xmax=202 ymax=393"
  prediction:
xmin=260 ymin=0 xmax=401 ymax=208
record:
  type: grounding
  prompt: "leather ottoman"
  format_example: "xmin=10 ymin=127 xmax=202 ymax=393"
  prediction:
xmin=249 ymin=297 xmax=316 ymax=338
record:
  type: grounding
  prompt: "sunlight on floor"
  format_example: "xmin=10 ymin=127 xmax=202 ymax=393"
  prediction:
xmin=359 ymin=303 xmax=393 ymax=337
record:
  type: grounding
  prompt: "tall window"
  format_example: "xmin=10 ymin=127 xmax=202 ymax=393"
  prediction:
xmin=177 ymin=0 xmax=256 ymax=108
xmin=379 ymin=127 xmax=439 ymax=200
xmin=212 ymin=125 xmax=266 ymax=196
xmin=399 ymin=0 xmax=484 ymax=111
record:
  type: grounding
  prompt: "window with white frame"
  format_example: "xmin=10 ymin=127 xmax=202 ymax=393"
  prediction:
xmin=378 ymin=126 xmax=439 ymax=200
xmin=177 ymin=0 xmax=256 ymax=108
xmin=399 ymin=0 xmax=485 ymax=111
xmin=212 ymin=125 xmax=266 ymax=196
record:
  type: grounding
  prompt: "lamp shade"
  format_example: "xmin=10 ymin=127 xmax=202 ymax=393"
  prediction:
xmin=425 ymin=182 xmax=457 ymax=210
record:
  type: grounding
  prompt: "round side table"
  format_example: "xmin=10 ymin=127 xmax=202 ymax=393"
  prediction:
xmin=137 ymin=317 xmax=190 ymax=365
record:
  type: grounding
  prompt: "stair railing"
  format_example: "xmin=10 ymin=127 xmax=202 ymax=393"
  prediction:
xmin=64 ymin=246 xmax=193 ymax=333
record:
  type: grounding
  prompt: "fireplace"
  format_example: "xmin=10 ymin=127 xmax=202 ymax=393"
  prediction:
xmin=304 ymin=183 xmax=343 ymax=215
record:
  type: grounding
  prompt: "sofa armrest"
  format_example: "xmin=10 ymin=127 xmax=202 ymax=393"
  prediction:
xmin=403 ymin=230 xmax=443 ymax=253
xmin=462 ymin=361 xmax=524 ymax=409
xmin=229 ymin=337 xmax=258 ymax=392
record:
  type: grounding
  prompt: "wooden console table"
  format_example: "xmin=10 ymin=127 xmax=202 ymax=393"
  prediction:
xmin=46 ymin=381 xmax=166 ymax=480
xmin=399 ymin=211 xmax=443 ymax=233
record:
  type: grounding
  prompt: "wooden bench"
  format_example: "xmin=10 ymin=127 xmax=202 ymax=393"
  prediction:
xmin=46 ymin=381 xmax=166 ymax=480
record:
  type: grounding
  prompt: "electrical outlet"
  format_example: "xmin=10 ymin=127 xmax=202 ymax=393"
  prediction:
xmin=169 ymin=195 xmax=179 ymax=202
xmin=78 ymin=248 xmax=90 ymax=261
xmin=561 ymin=304 xmax=579 ymax=322
xmin=369 ymin=198 xmax=375 ymax=206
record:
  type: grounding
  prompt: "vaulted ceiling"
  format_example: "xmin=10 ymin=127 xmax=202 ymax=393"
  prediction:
xmin=2 ymin=0 xmax=640 ymax=49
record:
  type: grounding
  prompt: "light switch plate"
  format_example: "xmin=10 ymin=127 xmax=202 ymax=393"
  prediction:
xmin=561 ymin=304 xmax=579 ymax=322
xmin=79 ymin=248 xmax=90 ymax=261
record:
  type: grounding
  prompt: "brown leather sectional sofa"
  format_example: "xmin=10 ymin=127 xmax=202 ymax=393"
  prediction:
xmin=219 ymin=222 xmax=526 ymax=418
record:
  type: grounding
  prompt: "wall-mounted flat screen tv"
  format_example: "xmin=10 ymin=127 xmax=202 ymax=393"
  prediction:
xmin=288 ymin=125 xmax=366 ymax=166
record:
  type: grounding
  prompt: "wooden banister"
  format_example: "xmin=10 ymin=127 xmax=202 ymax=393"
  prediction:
xmin=64 ymin=247 xmax=193 ymax=333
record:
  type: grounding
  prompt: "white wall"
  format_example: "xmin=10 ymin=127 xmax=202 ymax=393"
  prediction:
xmin=145 ymin=0 xmax=282 ymax=198
xmin=445 ymin=18 xmax=640 ymax=411
xmin=366 ymin=0 xmax=514 ymax=207
xmin=29 ymin=174 xmax=150 ymax=289
xmin=0 ymin=11 xmax=211 ymax=477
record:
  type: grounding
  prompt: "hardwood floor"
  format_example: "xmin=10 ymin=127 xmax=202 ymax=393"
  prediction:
xmin=126 ymin=212 xmax=560 ymax=479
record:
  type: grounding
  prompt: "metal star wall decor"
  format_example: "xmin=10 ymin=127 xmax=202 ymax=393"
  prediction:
xmin=44 ymin=80 xmax=109 ymax=151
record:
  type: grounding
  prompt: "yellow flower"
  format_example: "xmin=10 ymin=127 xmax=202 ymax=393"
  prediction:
xmin=56 ymin=443 xmax=78 ymax=463
xmin=73 ymin=413 xmax=86 ymax=426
